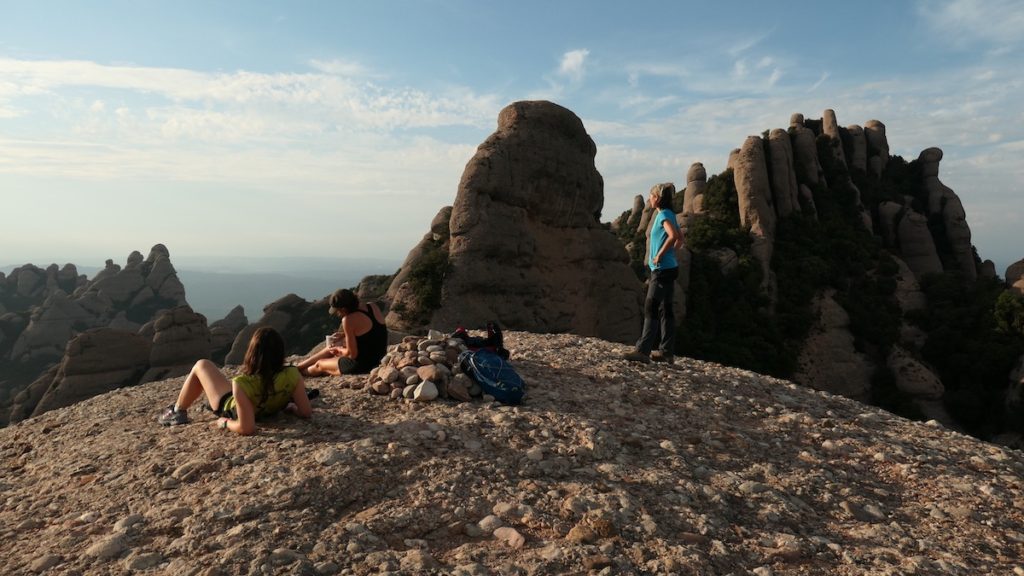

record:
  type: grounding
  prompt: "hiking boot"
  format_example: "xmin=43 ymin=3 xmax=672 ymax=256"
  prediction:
xmin=623 ymin=350 xmax=651 ymax=364
xmin=651 ymin=351 xmax=675 ymax=364
xmin=157 ymin=404 xmax=189 ymax=426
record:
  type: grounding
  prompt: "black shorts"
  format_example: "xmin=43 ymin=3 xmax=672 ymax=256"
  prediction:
xmin=338 ymin=357 xmax=359 ymax=374
xmin=212 ymin=392 xmax=236 ymax=419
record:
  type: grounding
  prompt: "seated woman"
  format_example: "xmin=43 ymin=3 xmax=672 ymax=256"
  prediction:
xmin=297 ymin=288 xmax=388 ymax=377
xmin=157 ymin=326 xmax=312 ymax=435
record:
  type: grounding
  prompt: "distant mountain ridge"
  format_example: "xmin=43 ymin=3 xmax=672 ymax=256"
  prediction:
xmin=0 ymin=248 xmax=399 ymax=424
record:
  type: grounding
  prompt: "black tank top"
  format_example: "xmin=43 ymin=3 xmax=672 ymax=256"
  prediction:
xmin=353 ymin=305 xmax=388 ymax=373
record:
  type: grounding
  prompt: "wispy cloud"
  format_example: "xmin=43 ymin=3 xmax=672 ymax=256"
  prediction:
xmin=918 ymin=0 xmax=1024 ymax=48
xmin=558 ymin=49 xmax=590 ymax=83
xmin=727 ymin=30 xmax=774 ymax=56
xmin=809 ymin=72 xmax=829 ymax=92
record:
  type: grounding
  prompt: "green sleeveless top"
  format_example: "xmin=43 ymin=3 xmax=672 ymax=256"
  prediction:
xmin=222 ymin=366 xmax=301 ymax=419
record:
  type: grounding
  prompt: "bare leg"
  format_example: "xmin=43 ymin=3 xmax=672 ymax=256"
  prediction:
xmin=307 ymin=358 xmax=341 ymax=377
xmin=299 ymin=348 xmax=337 ymax=368
xmin=299 ymin=344 xmax=346 ymax=377
xmin=175 ymin=359 xmax=232 ymax=410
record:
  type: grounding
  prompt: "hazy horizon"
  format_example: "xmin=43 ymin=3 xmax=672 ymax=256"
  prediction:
xmin=1 ymin=253 xmax=402 ymax=321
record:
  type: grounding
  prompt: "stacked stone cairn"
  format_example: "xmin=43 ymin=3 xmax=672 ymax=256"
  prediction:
xmin=364 ymin=329 xmax=486 ymax=403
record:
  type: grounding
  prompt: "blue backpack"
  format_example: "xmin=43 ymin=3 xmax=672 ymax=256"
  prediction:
xmin=458 ymin=349 xmax=525 ymax=405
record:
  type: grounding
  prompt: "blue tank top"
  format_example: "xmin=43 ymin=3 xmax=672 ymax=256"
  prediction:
xmin=649 ymin=208 xmax=679 ymax=271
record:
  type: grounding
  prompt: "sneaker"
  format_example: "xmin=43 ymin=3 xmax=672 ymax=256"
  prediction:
xmin=651 ymin=351 xmax=675 ymax=364
xmin=158 ymin=404 xmax=189 ymax=426
xmin=623 ymin=350 xmax=651 ymax=364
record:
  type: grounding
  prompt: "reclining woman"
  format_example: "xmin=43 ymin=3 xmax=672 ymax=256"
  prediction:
xmin=297 ymin=288 xmax=388 ymax=377
xmin=158 ymin=326 xmax=312 ymax=435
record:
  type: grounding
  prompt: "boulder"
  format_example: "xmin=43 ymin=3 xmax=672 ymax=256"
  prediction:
xmin=626 ymin=195 xmax=645 ymax=231
xmin=9 ymin=292 xmax=93 ymax=363
xmin=821 ymin=109 xmax=847 ymax=169
xmin=88 ymin=267 xmax=145 ymax=306
xmin=87 ymin=259 xmax=121 ymax=287
xmin=896 ymin=209 xmax=943 ymax=280
xmin=635 ymin=204 xmax=655 ymax=237
xmin=892 ymin=256 xmax=927 ymax=313
xmin=942 ymin=194 xmax=978 ymax=281
xmin=29 ymin=329 xmax=150 ymax=418
xmin=864 ymin=120 xmax=889 ymax=177
xmin=794 ymin=290 xmax=874 ymax=401
xmin=918 ymin=148 xmax=976 ymax=281
xmin=387 ymin=100 xmax=642 ymax=343
xmin=8 ymin=365 xmax=59 ymax=423
xmin=789 ymin=113 xmax=804 ymax=127
xmin=682 ymin=162 xmax=707 ymax=217
xmin=1006 ymin=259 xmax=1024 ymax=296
xmin=890 ymin=226 xmax=932 ymax=350
xmin=790 ymin=125 xmax=822 ymax=186
xmin=877 ymin=202 xmax=904 ymax=248
xmin=887 ymin=346 xmax=944 ymax=400
xmin=140 ymin=306 xmax=211 ymax=384
xmin=732 ymin=135 xmax=776 ymax=306
xmin=144 ymin=247 xmax=187 ymax=303
xmin=225 ymin=294 xmax=335 ymax=365
xmin=767 ymin=129 xmax=799 ymax=217
xmin=356 ymin=275 xmax=394 ymax=305
xmin=979 ymin=260 xmax=997 ymax=279
xmin=14 ymin=266 xmax=43 ymax=299
xmin=210 ymin=306 xmax=249 ymax=364
xmin=845 ymin=124 xmax=867 ymax=173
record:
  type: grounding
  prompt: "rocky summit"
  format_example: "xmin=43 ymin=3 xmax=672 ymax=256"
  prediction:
xmin=2 ymin=332 xmax=1022 ymax=575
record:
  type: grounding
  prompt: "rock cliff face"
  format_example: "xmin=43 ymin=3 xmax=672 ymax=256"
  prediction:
xmin=611 ymin=108 xmax=1013 ymax=439
xmin=1 ymin=332 xmax=1022 ymax=575
xmin=1008 ymin=259 xmax=1024 ymax=296
xmin=732 ymin=135 xmax=777 ymax=307
xmin=25 ymin=328 xmax=150 ymax=419
xmin=387 ymin=100 xmax=642 ymax=343
xmin=139 ymin=306 xmax=212 ymax=384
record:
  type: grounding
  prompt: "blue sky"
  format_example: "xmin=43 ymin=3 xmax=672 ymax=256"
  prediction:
xmin=1 ymin=0 xmax=1022 ymax=274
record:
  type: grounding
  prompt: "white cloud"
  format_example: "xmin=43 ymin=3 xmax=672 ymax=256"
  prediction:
xmin=732 ymin=59 xmax=748 ymax=79
xmin=558 ymin=49 xmax=590 ymax=82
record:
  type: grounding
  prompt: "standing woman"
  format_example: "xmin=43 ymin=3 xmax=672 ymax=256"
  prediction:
xmin=625 ymin=183 xmax=683 ymax=364
xmin=297 ymin=289 xmax=388 ymax=377
xmin=158 ymin=326 xmax=312 ymax=435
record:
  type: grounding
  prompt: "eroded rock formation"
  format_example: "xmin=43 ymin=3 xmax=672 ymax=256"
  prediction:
xmin=919 ymin=148 xmax=977 ymax=281
xmin=767 ymin=129 xmax=799 ymax=218
xmin=225 ymin=294 xmax=335 ymax=365
xmin=1007 ymin=259 xmax=1024 ymax=296
xmin=209 ymin=305 xmax=248 ymax=364
xmin=682 ymin=162 xmax=707 ymax=218
xmin=794 ymin=291 xmax=875 ymax=401
xmin=387 ymin=100 xmax=642 ymax=343
xmin=0 ymin=245 xmax=251 ymax=423
xmin=139 ymin=306 xmax=211 ymax=384
xmin=23 ymin=329 xmax=150 ymax=420
xmin=732 ymin=135 xmax=777 ymax=306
